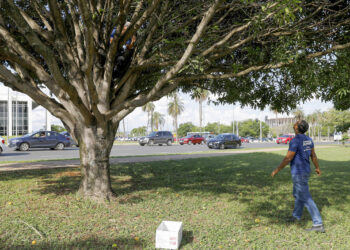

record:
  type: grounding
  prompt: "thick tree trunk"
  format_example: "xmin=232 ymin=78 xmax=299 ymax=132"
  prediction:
xmin=77 ymin=124 xmax=117 ymax=201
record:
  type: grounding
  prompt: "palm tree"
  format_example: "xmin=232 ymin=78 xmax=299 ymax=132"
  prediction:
xmin=167 ymin=92 xmax=184 ymax=142
xmin=194 ymin=88 xmax=209 ymax=132
xmin=142 ymin=102 xmax=155 ymax=132
xmin=292 ymin=107 xmax=305 ymax=121
xmin=152 ymin=112 xmax=165 ymax=131
xmin=314 ymin=109 xmax=322 ymax=141
xmin=307 ymin=113 xmax=317 ymax=139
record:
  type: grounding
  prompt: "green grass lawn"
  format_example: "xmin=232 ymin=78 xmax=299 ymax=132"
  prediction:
xmin=1 ymin=147 xmax=350 ymax=249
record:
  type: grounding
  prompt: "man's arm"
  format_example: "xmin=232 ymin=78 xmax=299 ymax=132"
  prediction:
xmin=310 ymin=148 xmax=321 ymax=176
xmin=271 ymin=151 xmax=296 ymax=177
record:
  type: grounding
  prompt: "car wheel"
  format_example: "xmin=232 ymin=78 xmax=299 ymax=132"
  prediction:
xmin=158 ymin=144 xmax=162 ymax=146
xmin=140 ymin=144 xmax=145 ymax=146
xmin=0 ymin=147 xmax=2 ymax=154
xmin=55 ymin=142 xmax=65 ymax=150
xmin=220 ymin=144 xmax=225 ymax=150
xmin=148 ymin=140 xmax=154 ymax=146
xmin=19 ymin=143 xmax=29 ymax=151
xmin=167 ymin=140 xmax=172 ymax=146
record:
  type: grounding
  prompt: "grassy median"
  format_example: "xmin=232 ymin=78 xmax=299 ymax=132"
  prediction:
xmin=1 ymin=147 xmax=350 ymax=249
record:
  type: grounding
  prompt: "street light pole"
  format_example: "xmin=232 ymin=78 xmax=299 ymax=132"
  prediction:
xmin=7 ymin=87 xmax=10 ymax=144
xmin=232 ymin=105 xmax=235 ymax=134
xmin=259 ymin=114 xmax=262 ymax=142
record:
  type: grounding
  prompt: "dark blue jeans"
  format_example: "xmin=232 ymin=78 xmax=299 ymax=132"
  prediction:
xmin=292 ymin=174 xmax=323 ymax=226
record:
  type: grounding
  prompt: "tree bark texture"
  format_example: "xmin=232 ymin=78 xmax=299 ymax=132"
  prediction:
xmin=77 ymin=123 xmax=117 ymax=201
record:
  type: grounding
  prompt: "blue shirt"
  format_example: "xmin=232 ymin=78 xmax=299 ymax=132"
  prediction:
xmin=289 ymin=134 xmax=314 ymax=175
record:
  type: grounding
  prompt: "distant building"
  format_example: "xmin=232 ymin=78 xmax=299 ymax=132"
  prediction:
xmin=0 ymin=85 xmax=35 ymax=136
xmin=265 ymin=116 xmax=297 ymax=128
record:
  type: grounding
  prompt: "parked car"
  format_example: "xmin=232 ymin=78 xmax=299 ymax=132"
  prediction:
xmin=8 ymin=131 xmax=71 ymax=151
xmin=0 ymin=136 xmax=6 ymax=154
xmin=139 ymin=131 xmax=174 ymax=146
xmin=207 ymin=133 xmax=241 ymax=149
xmin=179 ymin=134 xmax=204 ymax=145
xmin=60 ymin=131 xmax=78 ymax=147
xmin=203 ymin=134 xmax=216 ymax=144
xmin=240 ymin=137 xmax=249 ymax=143
xmin=276 ymin=135 xmax=295 ymax=144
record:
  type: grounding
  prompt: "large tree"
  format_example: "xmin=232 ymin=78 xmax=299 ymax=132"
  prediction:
xmin=1 ymin=1 xmax=350 ymax=200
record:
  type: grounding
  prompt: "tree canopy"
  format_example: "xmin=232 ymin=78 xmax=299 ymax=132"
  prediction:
xmin=1 ymin=0 xmax=349 ymax=200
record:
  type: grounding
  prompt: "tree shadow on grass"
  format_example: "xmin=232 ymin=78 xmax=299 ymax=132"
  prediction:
xmin=0 ymin=236 xmax=145 ymax=250
xmin=1 ymin=152 xmax=349 ymax=226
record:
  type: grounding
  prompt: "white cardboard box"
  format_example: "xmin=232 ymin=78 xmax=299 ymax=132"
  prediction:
xmin=155 ymin=221 xmax=183 ymax=249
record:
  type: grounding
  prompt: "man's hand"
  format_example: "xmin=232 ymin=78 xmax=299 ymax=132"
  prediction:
xmin=315 ymin=168 xmax=321 ymax=176
xmin=271 ymin=169 xmax=279 ymax=178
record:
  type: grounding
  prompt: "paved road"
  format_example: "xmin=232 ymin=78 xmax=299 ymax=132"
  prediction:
xmin=0 ymin=141 xmax=336 ymax=162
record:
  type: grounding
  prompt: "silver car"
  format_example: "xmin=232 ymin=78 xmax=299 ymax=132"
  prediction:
xmin=0 ymin=136 xmax=7 ymax=154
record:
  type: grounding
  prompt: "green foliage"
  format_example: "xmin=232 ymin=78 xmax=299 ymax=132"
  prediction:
xmin=204 ymin=122 xmax=232 ymax=134
xmin=238 ymin=119 xmax=270 ymax=137
xmin=130 ymin=126 xmax=147 ymax=136
xmin=177 ymin=122 xmax=198 ymax=137
xmin=50 ymin=125 xmax=65 ymax=133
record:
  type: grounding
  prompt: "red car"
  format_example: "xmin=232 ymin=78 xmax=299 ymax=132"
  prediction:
xmin=240 ymin=137 xmax=249 ymax=143
xmin=276 ymin=135 xmax=294 ymax=144
xmin=179 ymin=134 xmax=204 ymax=145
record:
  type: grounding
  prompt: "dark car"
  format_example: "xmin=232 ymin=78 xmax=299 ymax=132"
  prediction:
xmin=203 ymin=134 xmax=216 ymax=144
xmin=207 ymin=133 xmax=241 ymax=149
xmin=60 ymin=131 xmax=78 ymax=147
xmin=139 ymin=131 xmax=174 ymax=146
xmin=179 ymin=134 xmax=204 ymax=145
xmin=8 ymin=131 xmax=71 ymax=151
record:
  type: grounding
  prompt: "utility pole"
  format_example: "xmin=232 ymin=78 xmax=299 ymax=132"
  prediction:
xmin=232 ymin=106 xmax=235 ymax=134
xmin=327 ymin=126 xmax=330 ymax=141
xmin=7 ymin=87 xmax=10 ymax=144
xmin=236 ymin=120 xmax=239 ymax=136
xmin=259 ymin=118 xmax=262 ymax=142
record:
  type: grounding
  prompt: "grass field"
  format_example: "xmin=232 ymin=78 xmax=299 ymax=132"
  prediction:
xmin=1 ymin=147 xmax=350 ymax=249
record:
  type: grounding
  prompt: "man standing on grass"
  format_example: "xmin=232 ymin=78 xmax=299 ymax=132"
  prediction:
xmin=271 ymin=120 xmax=325 ymax=233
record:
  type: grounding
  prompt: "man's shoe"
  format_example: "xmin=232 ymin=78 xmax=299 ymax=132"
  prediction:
xmin=305 ymin=225 xmax=325 ymax=233
xmin=285 ymin=216 xmax=298 ymax=223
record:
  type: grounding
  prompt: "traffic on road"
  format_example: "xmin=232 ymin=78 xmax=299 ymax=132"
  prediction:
xmin=0 ymin=140 xmax=335 ymax=163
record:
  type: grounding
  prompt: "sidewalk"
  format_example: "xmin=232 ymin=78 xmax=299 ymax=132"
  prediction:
xmin=0 ymin=146 xmax=333 ymax=172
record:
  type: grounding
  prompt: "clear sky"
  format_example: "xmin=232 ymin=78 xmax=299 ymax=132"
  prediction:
xmin=32 ymin=93 xmax=334 ymax=132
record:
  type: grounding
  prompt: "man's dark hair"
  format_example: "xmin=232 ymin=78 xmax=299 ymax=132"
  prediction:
xmin=297 ymin=120 xmax=309 ymax=134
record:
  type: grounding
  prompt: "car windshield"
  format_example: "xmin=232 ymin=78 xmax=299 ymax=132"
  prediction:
xmin=215 ymin=135 xmax=224 ymax=139
xmin=23 ymin=132 xmax=36 ymax=137
xmin=148 ymin=132 xmax=157 ymax=137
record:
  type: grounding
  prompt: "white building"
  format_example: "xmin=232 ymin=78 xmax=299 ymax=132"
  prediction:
xmin=0 ymin=85 xmax=36 ymax=136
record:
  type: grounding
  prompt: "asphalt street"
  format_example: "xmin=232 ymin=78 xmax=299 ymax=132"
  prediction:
xmin=0 ymin=141 xmax=336 ymax=163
